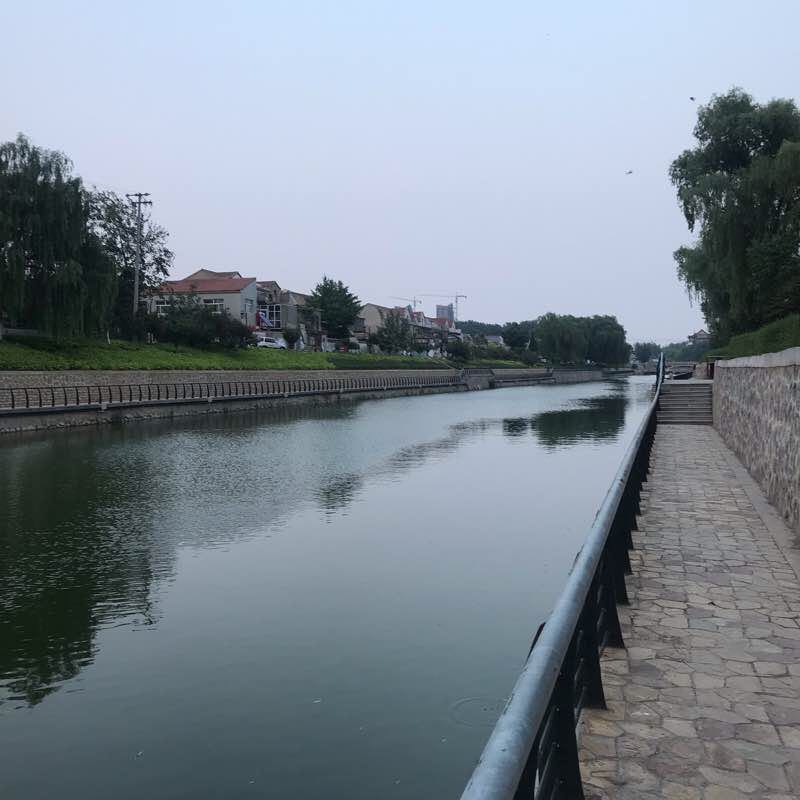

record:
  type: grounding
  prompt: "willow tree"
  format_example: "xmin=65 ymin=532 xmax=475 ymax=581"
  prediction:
xmin=0 ymin=134 xmax=116 ymax=337
xmin=670 ymin=89 xmax=800 ymax=339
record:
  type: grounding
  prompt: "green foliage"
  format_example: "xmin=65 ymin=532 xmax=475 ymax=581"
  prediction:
xmin=308 ymin=276 xmax=362 ymax=339
xmin=536 ymin=313 xmax=629 ymax=365
xmin=633 ymin=341 xmax=660 ymax=362
xmin=661 ymin=340 xmax=711 ymax=361
xmin=0 ymin=133 xmax=175 ymax=340
xmin=145 ymin=299 xmax=254 ymax=349
xmin=705 ymin=314 xmax=800 ymax=359
xmin=457 ymin=319 xmax=503 ymax=338
xmin=501 ymin=320 xmax=535 ymax=351
xmin=0 ymin=134 xmax=104 ymax=337
xmin=0 ymin=337 xmax=459 ymax=371
xmin=373 ymin=309 xmax=413 ymax=353
xmin=445 ymin=339 xmax=473 ymax=362
xmin=670 ymin=89 xmax=800 ymax=340
xmin=282 ymin=326 xmax=300 ymax=349
xmin=87 ymin=190 xmax=173 ymax=335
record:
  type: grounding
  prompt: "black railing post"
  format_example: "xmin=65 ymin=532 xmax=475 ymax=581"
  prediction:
xmin=552 ymin=641 xmax=584 ymax=800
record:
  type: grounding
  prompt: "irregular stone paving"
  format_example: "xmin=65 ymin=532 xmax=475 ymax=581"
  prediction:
xmin=580 ymin=425 xmax=800 ymax=800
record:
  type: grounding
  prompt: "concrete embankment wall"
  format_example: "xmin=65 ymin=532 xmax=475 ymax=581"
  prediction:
xmin=0 ymin=366 xmax=624 ymax=434
xmin=553 ymin=369 xmax=604 ymax=383
xmin=714 ymin=347 xmax=800 ymax=532
xmin=0 ymin=384 xmax=465 ymax=434
xmin=0 ymin=368 xmax=456 ymax=389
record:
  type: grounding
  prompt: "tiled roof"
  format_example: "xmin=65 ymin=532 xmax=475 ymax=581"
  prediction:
xmin=155 ymin=277 xmax=256 ymax=294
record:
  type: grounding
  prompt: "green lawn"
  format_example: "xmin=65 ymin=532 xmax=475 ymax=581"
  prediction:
xmin=0 ymin=337 xmax=465 ymax=371
xmin=706 ymin=315 xmax=800 ymax=360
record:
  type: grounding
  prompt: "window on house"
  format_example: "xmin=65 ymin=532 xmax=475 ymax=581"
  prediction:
xmin=202 ymin=298 xmax=225 ymax=314
xmin=154 ymin=298 xmax=172 ymax=315
xmin=268 ymin=304 xmax=281 ymax=328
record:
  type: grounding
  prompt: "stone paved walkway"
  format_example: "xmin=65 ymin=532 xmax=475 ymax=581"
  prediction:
xmin=580 ymin=425 xmax=800 ymax=800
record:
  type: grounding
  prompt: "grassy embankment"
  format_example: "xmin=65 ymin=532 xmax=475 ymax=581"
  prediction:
xmin=0 ymin=337 xmax=527 ymax=371
xmin=706 ymin=315 xmax=800 ymax=360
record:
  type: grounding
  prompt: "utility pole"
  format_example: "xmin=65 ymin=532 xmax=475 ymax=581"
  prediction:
xmin=126 ymin=192 xmax=151 ymax=317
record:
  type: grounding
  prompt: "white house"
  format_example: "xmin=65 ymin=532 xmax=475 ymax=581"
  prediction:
xmin=147 ymin=269 xmax=258 ymax=327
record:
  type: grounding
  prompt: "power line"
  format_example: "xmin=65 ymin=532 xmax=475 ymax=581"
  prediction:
xmin=125 ymin=192 xmax=152 ymax=316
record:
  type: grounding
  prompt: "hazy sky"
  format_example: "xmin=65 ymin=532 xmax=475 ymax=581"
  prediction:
xmin=3 ymin=2 xmax=799 ymax=342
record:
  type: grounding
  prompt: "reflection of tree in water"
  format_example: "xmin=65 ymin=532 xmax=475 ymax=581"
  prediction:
xmin=527 ymin=394 xmax=628 ymax=449
xmin=0 ymin=438 xmax=158 ymax=706
xmin=316 ymin=472 xmax=363 ymax=514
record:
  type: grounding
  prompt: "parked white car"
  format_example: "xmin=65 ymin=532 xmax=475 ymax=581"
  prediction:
xmin=256 ymin=336 xmax=287 ymax=349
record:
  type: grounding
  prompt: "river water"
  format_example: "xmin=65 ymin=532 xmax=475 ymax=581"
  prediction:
xmin=0 ymin=377 xmax=653 ymax=799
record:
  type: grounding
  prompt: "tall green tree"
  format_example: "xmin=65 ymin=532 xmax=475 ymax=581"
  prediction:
xmin=670 ymin=89 xmax=800 ymax=340
xmin=374 ymin=309 xmax=413 ymax=353
xmin=0 ymin=134 xmax=116 ymax=337
xmin=87 ymin=191 xmax=173 ymax=335
xmin=308 ymin=276 xmax=361 ymax=339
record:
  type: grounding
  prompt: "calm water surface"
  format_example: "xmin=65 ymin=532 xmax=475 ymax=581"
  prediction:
xmin=0 ymin=378 xmax=653 ymax=799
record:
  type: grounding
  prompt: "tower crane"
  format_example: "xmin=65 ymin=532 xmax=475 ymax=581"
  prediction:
xmin=388 ymin=295 xmax=421 ymax=309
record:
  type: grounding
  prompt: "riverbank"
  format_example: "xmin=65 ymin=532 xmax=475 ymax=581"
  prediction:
xmin=0 ymin=337 xmax=528 ymax=371
xmin=0 ymin=367 xmax=629 ymax=433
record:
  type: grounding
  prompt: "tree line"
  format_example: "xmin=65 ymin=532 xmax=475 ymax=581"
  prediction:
xmin=671 ymin=88 xmax=800 ymax=343
xmin=458 ymin=313 xmax=631 ymax=366
xmin=0 ymin=134 xmax=173 ymax=339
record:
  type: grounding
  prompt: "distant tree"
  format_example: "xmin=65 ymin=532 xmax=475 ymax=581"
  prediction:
xmin=662 ymin=340 xmax=711 ymax=361
xmin=87 ymin=190 xmax=173 ymax=336
xmin=375 ymin=309 xmax=413 ymax=353
xmin=502 ymin=321 xmax=534 ymax=351
xmin=457 ymin=319 xmax=503 ymax=338
xmin=532 ymin=313 xmax=630 ymax=365
xmin=446 ymin=339 xmax=473 ymax=362
xmin=670 ymin=88 xmax=800 ymax=340
xmin=308 ymin=276 xmax=361 ymax=339
xmin=633 ymin=341 xmax=660 ymax=363
xmin=585 ymin=315 xmax=630 ymax=365
xmin=282 ymin=326 xmax=300 ymax=349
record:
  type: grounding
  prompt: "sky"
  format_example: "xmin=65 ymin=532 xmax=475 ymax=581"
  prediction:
xmin=2 ymin=1 xmax=799 ymax=343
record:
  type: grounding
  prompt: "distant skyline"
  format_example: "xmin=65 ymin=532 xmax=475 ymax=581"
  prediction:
xmin=3 ymin=1 xmax=799 ymax=343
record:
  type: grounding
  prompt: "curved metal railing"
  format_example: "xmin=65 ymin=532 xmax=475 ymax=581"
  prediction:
xmin=460 ymin=353 xmax=665 ymax=800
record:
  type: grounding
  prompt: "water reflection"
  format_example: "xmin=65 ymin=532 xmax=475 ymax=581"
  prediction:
xmin=497 ymin=389 xmax=629 ymax=450
xmin=0 ymin=378 xmax=659 ymax=800
xmin=530 ymin=393 xmax=628 ymax=449
xmin=0 ymin=383 xmax=644 ymax=710
xmin=0 ymin=438 xmax=157 ymax=705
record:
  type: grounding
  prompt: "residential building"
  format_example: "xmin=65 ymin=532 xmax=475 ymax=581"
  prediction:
xmin=485 ymin=334 xmax=506 ymax=347
xmin=436 ymin=303 xmax=455 ymax=323
xmin=688 ymin=329 xmax=712 ymax=347
xmin=147 ymin=270 xmax=258 ymax=326
xmin=255 ymin=281 xmax=321 ymax=348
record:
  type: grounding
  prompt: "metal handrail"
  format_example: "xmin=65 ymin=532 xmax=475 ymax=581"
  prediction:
xmin=460 ymin=353 xmax=665 ymax=800
xmin=0 ymin=372 xmax=464 ymax=415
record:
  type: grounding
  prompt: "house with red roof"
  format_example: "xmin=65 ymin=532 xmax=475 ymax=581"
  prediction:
xmin=146 ymin=269 xmax=258 ymax=327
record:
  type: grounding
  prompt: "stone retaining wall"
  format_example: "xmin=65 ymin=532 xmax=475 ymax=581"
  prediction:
xmin=0 ymin=368 xmax=457 ymax=389
xmin=714 ymin=347 xmax=800 ymax=532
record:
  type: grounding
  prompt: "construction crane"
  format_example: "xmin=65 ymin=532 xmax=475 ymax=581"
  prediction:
xmin=418 ymin=293 xmax=467 ymax=322
xmin=388 ymin=295 xmax=421 ymax=309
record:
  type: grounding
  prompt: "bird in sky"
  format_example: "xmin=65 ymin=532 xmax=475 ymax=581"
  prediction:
xmin=625 ymin=170 xmax=633 ymax=175
xmin=690 ymin=96 xmax=696 ymax=101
